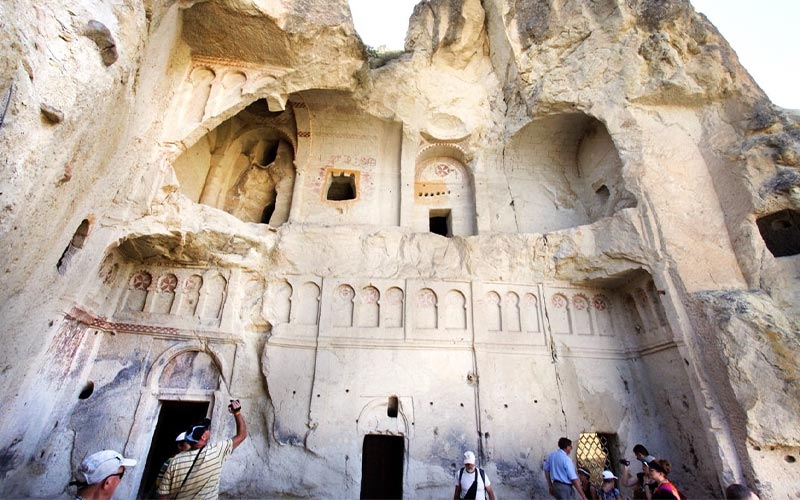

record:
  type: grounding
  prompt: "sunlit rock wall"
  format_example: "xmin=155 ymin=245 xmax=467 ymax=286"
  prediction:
xmin=0 ymin=0 xmax=798 ymax=498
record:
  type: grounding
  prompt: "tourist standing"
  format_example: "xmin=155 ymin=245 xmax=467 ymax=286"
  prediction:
xmin=544 ymin=437 xmax=588 ymax=500
xmin=599 ymin=470 xmax=621 ymax=500
xmin=71 ymin=449 xmax=137 ymax=500
xmin=578 ymin=467 xmax=599 ymax=500
xmin=156 ymin=399 xmax=247 ymax=500
xmin=152 ymin=431 xmax=192 ymax=494
xmin=644 ymin=459 xmax=681 ymax=500
xmin=453 ymin=451 xmax=496 ymax=500
xmin=621 ymin=444 xmax=656 ymax=500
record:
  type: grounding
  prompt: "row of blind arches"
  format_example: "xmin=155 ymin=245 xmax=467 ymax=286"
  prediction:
xmin=119 ymin=271 xmax=613 ymax=336
xmin=123 ymin=270 xmax=227 ymax=319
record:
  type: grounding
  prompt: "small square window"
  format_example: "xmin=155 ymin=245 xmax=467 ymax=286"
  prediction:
xmin=429 ymin=209 xmax=451 ymax=237
xmin=326 ymin=171 xmax=357 ymax=201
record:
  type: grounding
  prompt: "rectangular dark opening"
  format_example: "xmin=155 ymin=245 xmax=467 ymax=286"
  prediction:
xmin=360 ymin=435 xmax=404 ymax=499
xmin=137 ymin=400 xmax=209 ymax=499
xmin=429 ymin=209 xmax=451 ymax=237
xmin=576 ymin=432 xmax=619 ymax=487
xmin=327 ymin=173 xmax=357 ymax=201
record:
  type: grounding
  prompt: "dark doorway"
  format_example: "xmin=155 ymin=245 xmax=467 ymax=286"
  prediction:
xmin=360 ymin=435 xmax=404 ymax=499
xmin=137 ymin=401 xmax=209 ymax=499
xmin=429 ymin=209 xmax=451 ymax=237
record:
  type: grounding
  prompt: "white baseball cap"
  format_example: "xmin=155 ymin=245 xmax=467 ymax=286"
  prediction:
xmin=76 ymin=450 xmax=137 ymax=485
xmin=176 ymin=432 xmax=187 ymax=442
xmin=463 ymin=451 xmax=476 ymax=464
xmin=602 ymin=470 xmax=618 ymax=480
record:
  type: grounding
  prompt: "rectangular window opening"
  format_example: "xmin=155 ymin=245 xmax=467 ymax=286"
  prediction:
xmin=327 ymin=172 xmax=357 ymax=201
xmin=429 ymin=209 xmax=451 ymax=237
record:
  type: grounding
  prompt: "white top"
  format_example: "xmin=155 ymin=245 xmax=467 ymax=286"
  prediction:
xmin=455 ymin=467 xmax=491 ymax=499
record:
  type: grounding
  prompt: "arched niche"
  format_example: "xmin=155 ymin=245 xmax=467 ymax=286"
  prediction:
xmin=414 ymin=143 xmax=476 ymax=237
xmin=159 ymin=350 xmax=221 ymax=391
xmin=172 ymin=98 xmax=297 ymax=226
xmin=494 ymin=113 xmax=636 ymax=233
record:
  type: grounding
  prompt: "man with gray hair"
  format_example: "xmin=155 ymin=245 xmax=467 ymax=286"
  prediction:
xmin=454 ymin=450 xmax=496 ymax=500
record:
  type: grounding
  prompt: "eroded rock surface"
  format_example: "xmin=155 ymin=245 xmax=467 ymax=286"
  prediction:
xmin=0 ymin=0 xmax=798 ymax=498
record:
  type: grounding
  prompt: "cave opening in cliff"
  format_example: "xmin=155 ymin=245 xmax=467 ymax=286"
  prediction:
xmin=756 ymin=208 xmax=800 ymax=257
xmin=360 ymin=434 xmax=404 ymax=499
xmin=137 ymin=401 xmax=209 ymax=499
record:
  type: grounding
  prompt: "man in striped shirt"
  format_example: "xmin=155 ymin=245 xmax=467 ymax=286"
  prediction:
xmin=156 ymin=400 xmax=247 ymax=500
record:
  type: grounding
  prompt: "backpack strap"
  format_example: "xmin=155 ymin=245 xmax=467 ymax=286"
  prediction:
xmin=172 ymin=445 xmax=205 ymax=500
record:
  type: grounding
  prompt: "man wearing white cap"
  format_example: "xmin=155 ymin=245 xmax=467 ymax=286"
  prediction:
xmin=453 ymin=450 xmax=496 ymax=500
xmin=71 ymin=449 xmax=137 ymax=500
xmin=599 ymin=470 xmax=621 ymax=500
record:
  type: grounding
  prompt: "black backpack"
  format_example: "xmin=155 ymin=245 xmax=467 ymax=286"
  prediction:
xmin=458 ymin=467 xmax=486 ymax=500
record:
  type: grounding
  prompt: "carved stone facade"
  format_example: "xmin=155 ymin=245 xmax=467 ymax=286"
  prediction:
xmin=0 ymin=0 xmax=798 ymax=499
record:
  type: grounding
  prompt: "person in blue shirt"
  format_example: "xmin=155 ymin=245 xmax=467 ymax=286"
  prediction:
xmin=544 ymin=437 xmax=588 ymax=500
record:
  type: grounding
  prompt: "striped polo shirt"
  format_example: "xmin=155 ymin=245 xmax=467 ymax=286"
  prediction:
xmin=156 ymin=439 xmax=234 ymax=499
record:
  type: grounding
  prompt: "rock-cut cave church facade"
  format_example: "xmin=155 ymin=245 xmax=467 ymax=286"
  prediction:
xmin=0 ymin=0 xmax=798 ymax=498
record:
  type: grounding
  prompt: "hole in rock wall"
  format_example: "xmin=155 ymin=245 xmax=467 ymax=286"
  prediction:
xmin=387 ymin=396 xmax=399 ymax=418
xmin=361 ymin=435 xmax=404 ymax=500
xmin=595 ymin=184 xmax=610 ymax=204
xmin=172 ymin=99 xmax=296 ymax=226
xmin=78 ymin=381 xmax=94 ymax=400
xmin=261 ymin=202 xmax=276 ymax=224
xmin=429 ymin=209 xmax=451 ymax=237
xmin=757 ymin=209 xmax=800 ymax=257
xmin=496 ymin=114 xmax=635 ymax=233
xmin=137 ymin=400 xmax=209 ymax=499
xmin=577 ymin=432 xmax=618 ymax=486
xmin=57 ymin=219 xmax=90 ymax=274
xmin=326 ymin=171 xmax=357 ymax=201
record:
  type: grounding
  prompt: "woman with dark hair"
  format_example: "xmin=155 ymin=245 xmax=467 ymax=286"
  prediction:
xmin=644 ymin=459 xmax=681 ymax=500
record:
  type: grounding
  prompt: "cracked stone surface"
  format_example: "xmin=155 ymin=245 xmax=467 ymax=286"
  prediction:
xmin=0 ymin=0 xmax=798 ymax=498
